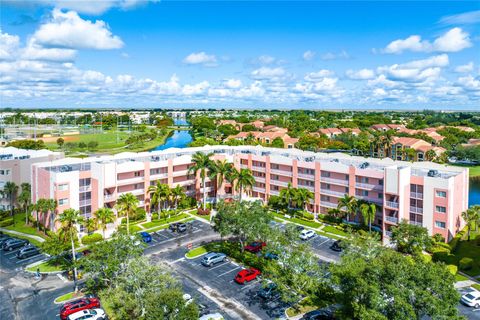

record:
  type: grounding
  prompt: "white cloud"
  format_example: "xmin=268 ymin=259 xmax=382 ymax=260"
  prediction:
xmin=251 ymin=67 xmax=285 ymax=80
xmin=439 ymin=10 xmax=480 ymax=25
xmin=257 ymin=55 xmax=276 ymax=65
xmin=454 ymin=62 xmax=474 ymax=73
xmin=0 ymin=30 xmax=20 ymax=60
xmin=458 ymin=75 xmax=480 ymax=92
xmin=33 ymin=9 xmax=124 ymax=50
xmin=304 ymin=69 xmax=334 ymax=81
xmin=183 ymin=52 xmax=217 ymax=67
xmin=224 ymin=78 xmax=242 ymax=89
xmin=383 ymin=28 xmax=472 ymax=54
xmin=182 ymin=81 xmax=210 ymax=95
xmin=346 ymin=68 xmax=375 ymax=80
xmin=22 ymin=39 xmax=77 ymax=61
xmin=302 ymin=50 xmax=316 ymax=61
xmin=321 ymin=50 xmax=349 ymax=60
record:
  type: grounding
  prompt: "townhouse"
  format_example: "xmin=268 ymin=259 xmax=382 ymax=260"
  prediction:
xmin=31 ymin=145 xmax=468 ymax=241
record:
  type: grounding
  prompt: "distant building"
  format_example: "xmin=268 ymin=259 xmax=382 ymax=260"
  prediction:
xmin=371 ymin=137 xmax=445 ymax=162
xmin=318 ymin=127 xmax=361 ymax=138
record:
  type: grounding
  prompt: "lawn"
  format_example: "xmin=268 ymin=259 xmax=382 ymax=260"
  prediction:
xmin=322 ymin=225 xmax=348 ymax=237
xmin=455 ymin=273 xmax=469 ymax=282
xmin=26 ymin=260 xmax=65 ymax=273
xmin=472 ymin=284 xmax=480 ymax=291
xmin=452 ymin=164 xmax=480 ymax=177
xmin=54 ymin=291 xmax=84 ymax=303
xmin=185 ymin=246 xmax=207 ymax=258
xmin=190 ymin=210 xmax=211 ymax=221
xmin=285 ymin=297 xmax=331 ymax=317
xmin=272 ymin=212 xmax=322 ymax=229
xmin=452 ymin=239 xmax=480 ymax=277
xmin=4 ymin=213 xmax=49 ymax=240
xmin=2 ymin=231 xmax=43 ymax=247
xmin=141 ymin=213 xmax=189 ymax=229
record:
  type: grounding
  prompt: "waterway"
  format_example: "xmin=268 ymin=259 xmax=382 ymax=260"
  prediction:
xmin=470 ymin=177 xmax=480 ymax=207
xmin=150 ymin=118 xmax=193 ymax=151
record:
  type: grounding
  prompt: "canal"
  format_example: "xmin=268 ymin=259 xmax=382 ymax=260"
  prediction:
xmin=150 ymin=118 xmax=192 ymax=151
xmin=470 ymin=177 xmax=480 ymax=207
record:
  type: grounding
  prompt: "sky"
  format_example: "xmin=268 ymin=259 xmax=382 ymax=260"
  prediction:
xmin=0 ymin=0 xmax=479 ymax=110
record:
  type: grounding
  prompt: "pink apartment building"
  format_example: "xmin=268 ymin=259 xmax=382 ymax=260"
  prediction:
xmin=30 ymin=146 xmax=469 ymax=241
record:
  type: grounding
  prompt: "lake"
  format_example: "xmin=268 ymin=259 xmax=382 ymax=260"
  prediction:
xmin=173 ymin=118 xmax=189 ymax=126
xmin=470 ymin=178 xmax=480 ymax=207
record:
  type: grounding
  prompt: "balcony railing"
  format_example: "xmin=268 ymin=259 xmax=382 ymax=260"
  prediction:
xmin=269 ymin=189 xmax=280 ymax=196
xmin=385 ymin=201 xmax=399 ymax=209
xmin=299 ymin=185 xmax=315 ymax=192
xmin=175 ymin=179 xmax=195 ymax=187
xmin=253 ymin=186 xmax=266 ymax=193
xmin=297 ymin=173 xmax=315 ymax=180
xmin=150 ymin=172 xmax=168 ymax=179
xmin=118 ymin=189 xmax=144 ymax=197
xmin=409 ymin=220 xmax=422 ymax=227
xmin=79 ymin=185 xmax=91 ymax=192
xmin=385 ymin=216 xmax=398 ymax=224
xmin=356 ymin=196 xmax=383 ymax=205
xmin=320 ymin=201 xmax=338 ymax=209
xmin=321 ymin=177 xmax=349 ymax=186
xmin=104 ymin=194 xmax=115 ymax=201
xmin=79 ymin=199 xmax=91 ymax=207
xmin=270 ymin=179 xmax=290 ymax=187
xmin=254 ymin=176 xmax=266 ymax=183
xmin=117 ymin=176 xmax=145 ymax=186
xmin=356 ymin=182 xmax=383 ymax=191
xmin=409 ymin=206 xmax=423 ymax=214
xmin=320 ymin=189 xmax=344 ymax=197
xmin=252 ymin=165 xmax=266 ymax=172
xmin=410 ymin=192 xmax=423 ymax=199
xmin=172 ymin=169 xmax=189 ymax=177
xmin=270 ymin=168 xmax=293 ymax=177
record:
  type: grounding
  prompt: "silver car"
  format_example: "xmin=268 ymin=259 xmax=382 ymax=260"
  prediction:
xmin=201 ymin=252 xmax=227 ymax=267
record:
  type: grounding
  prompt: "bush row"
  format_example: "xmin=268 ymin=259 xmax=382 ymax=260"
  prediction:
xmin=81 ymin=233 xmax=103 ymax=245
xmin=0 ymin=218 xmax=13 ymax=227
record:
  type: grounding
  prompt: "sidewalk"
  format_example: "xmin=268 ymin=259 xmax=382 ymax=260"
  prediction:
xmin=0 ymin=227 xmax=46 ymax=243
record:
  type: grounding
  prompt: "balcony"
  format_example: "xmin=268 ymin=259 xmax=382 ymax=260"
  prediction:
xmin=118 ymin=189 xmax=144 ymax=197
xmin=320 ymin=201 xmax=338 ymax=209
xmin=356 ymin=196 xmax=383 ymax=205
xmin=385 ymin=201 xmax=399 ymax=209
xmin=172 ymin=169 xmax=189 ymax=177
xmin=104 ymin=194 xmax=115 ymax=201
xmin=240 ymin=164 xmax=249 ymax=169
xmin=298 ymin=173 xmax=315 ymax=180
xmin=150 ymin=172 xmax=168 ymax=180
xmin=409 ymin=206 xmax=423 ymax=214
xmin=79 ymin=199 xmax=91 ymax=207
xmin=252 ymin=186 xmax=265 ymax=193
xmin=270 ymin=179 xmax=290 ymax=187
xmin=321 ymin=177 xmax=349 ymax=186
xmin=320 ymin=189 xmax=344 ymax=197
xmin=175 ymin=179 xmax=195 ymax=187
xmin=117 ymin=176 xmax=145 ymax=186
xmin=270 ymin=168 xmax=293 ymax=177
xmin=252 ymin=165 xmax=266 ymax=173
xmin=269 ymin=189 xmax=280 ymax=196
xmin=385 ymin=216 xmax=398 ymax=224
xmin=409 ymin=220 xmax=422 ymax=227
xmin=138 ymin=200 xmax=145 ymax=206
xmin=299 ymin=185 xmax=315 ymax=192
xmin=356 ymin=182 xmax=383 ymax=191
xmin=254 ymin=176 xmax=266 ymax=183
xmin=410 ymin=192 xmax=423 ymax=199
xmin=79 ymin=185 xmax=91 ymax=192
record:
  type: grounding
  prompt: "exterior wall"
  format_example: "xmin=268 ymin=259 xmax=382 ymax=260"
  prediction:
xmin=30 ymin=146 xmax=469 ymax=241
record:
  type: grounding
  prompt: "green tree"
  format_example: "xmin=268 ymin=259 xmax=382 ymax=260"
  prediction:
xmin=235 ymin=168 xmax=255 ymax=201
xmin=337 ymin=194 xmax=358 ymax=221
xmin=270 ymin=137 xmax=285 ymax=148
xmin=56 ymin=137 xmax=64 ymax=149
xmin=95 ymin=207 xmax=115 ymax=239
xmin=45 ymin=199 xmax=58 ymax=234
xmin=390 ymin=220 xmax=432 ymax=255
xmin=209 ymin=159 xmax=234 ymax=204
xmin=292 ymin=187 xmax=314 ymax=211
xmin=279 ymin=183 xmax=296 ymax=209
xmin=116 ymin=193 xmax=139 ymax=236
xmin=84 ymin=217 xmax=98 ymax=235
xmin=462 ymin=207 xmax=479 ymax=241
xmin=148 ymin=182 xmax=171 ymax=217
xmin=170 ymin=184 xmax=185 ymax=211
xmin=360 ymin=202 xmax=376 ymax=232
xmin=18 ymin=183 xmax=31 ymax=225
xmin=57 ymin=208 xmax=84 ymax=292
xmin=188 ymin=152 xmax=213 ymax=210
xmin=3 ymin=181 xmax=18 ymax=225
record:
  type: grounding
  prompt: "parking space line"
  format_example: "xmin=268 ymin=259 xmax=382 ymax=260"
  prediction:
xmin=151 ymin=238 xmax=158 ymax=243
xmin=208 ymin=262 xmax=230 ymax=271
xmin=15 ymin=254 xmax=43 ymax=264
xmin=316 ymin=238 xmax=331 ymax=247
xmin=240 ymin=280 xmax=259 ymax=291
xmin=216 ymin=266 xmax=241 ymax=278
xmin=155 ymin=232 xmax=169 ymax=239
xmin=4 ymin=249 xmax=21 ymax=256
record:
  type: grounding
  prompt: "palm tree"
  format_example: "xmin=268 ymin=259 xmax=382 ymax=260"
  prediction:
xmin=170 ymin=185 xmax=185 ymax=211
xmin=148 ymin=182 xmax=171 ymax=217
xmin=3 ymin=182 xmax=19 ymax=225
xmin=337 ymin=194 xmax=358 ymax=222
xmin=462 ymin=208 xmax=479 ymax=241
xmin=57 ymin=208 xmax=84 ymax=292
xmin=235 ymin=168 xmax=255 ymax=201
xmin=360 ymin=202 xmax=376 ymax=232
xmin=188 ymin=152 xmax=213 ymax=210
xmin=94 ymin=207 xmax=115 ymax=239
xmin=209 ymin=159 xmax=234 ymax=203
xmin=116 ymin=193 xmax=139 ymax=236
xmin=84 ymin=217 xmax=97 ymax=235
xmin=18 ymin=183 xmax=31 ymax=225
xmin=35 ymin=198 xmax=49 ymax=232
xmin=425 ymin=149 xmax=436 ymax=161
xmin=471 ymin=205 xmax=480 ymax=232
xmin=327 ymin=208 xmax=342 ymax=219
xmin=280 ymin=183 xmax=296 ymax=209
xmin=225 ymin=166 xmax=239 ymax=198
xmin=45 ymin=199 xmax=58 ymax=234
xmin=293 ymin=187 xmax=314 ymax=212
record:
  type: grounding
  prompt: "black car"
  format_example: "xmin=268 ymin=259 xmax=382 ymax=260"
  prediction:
xmin=3 ymin=238 xmax=29 ymax=251
xmin=169 ymin=223 xmax=180 ymax=232
xmin=330 ymin=240 xmax=343 ymax=252
xmin=177 ymin=223 xmax=187 ymax=233
xmin=0 ymin=236 xmax=12 ymax=246
xmin=301 ymin=308 xmax=336 ymax=320
xmin=258 ymin=283 xmax=280 ymax=300
xmin=17 ymin=245 xmax=40 ymax=259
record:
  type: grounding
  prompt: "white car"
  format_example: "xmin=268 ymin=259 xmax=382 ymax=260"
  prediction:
xmin=461 ymin=290 xmax=480 ymax=308
xmin=67 ymin=308 xmax=107 ymax=320
xmin=300 ymin=229 xmax=315 ymax=240
xmin=199 ymin=313 xmax=224 ymax=320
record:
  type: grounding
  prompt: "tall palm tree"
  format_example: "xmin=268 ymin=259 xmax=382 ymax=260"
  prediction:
xmin=3 ymin=182 xmax=19 ymax=225
xmin=360 ymin=202 xmax=376 ymax=232
xmin=235 ymin=168 xmax=255 ymax=201
xmin=94 ymin=207 xmax=115 ymax=239
xmin=471 ymin=205 xmax=480 ymax=232
xmin=148 ymin=182 xmax=170 ymax=217
xmin=33 ymin=199 xmax=43 ymax=231
xmin=188 ymin=152 xmax=213 ymax=210
xmin=337 ymin=194 xmax=358 ymax=222
xmin=84 ymin=217 xmax=97 ymax=235
xmin=170 ymin=185 xmax=185 ymax=211
xmin=293 ymin=187 xmax=314 ymax=212
xmin=35 ymin=198 xmax=49 ymax=232
xmin=116 ymin=193 xmax=139 ymax=236
xmin=279 ymin=183 xmax=296 ymax=209
xmin=57 ymin=208 xmax=83 ymax=292
xmin=462 ymin=208 xmax=479 ymax=241
xmin=209 ymin=159 xmax=234 ymax=203
xmin=327 ymin=208 xmax=342 ymax=219
xmin=45 ymin=199 xmax=58 ymax=234
xmin=225 ymin=166 xmax=239 ymax=198
xmin=18 ymin=183 xmax=31 ymax=225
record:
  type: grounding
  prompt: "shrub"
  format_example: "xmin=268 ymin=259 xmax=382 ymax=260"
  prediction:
xmin=178 ymin=196 xmax=197 ymax=209
xmin=449 ymin=230 xmax=465 ymax=252
xmin=433 ymin=233 xmax=445 ymax=243
xmin=197 ymin=208 xmax=211 ymax=216
xmin=268 ymin=195 xmax=285 ymax=210
xmin=476 ymin=235 xmax=480 ymax=246
xmin=432 ymin=248 xmax=450 ymax=262
xmin=459 ymin=257 xmax=474 ymax=271
xmin=0 ymin=210 xmax=10 ymax=220
xmin=121 ymin=208 xmax=146 ymax=224
xmin=0 ymin=218 xmax=14 ymax=227
xmin=301 ymin=212 xmax=314 ymax=221
xmin=446 ymin=264 xmax=458 ymax=275
xmin=81 ymin=233 xmax=103 ymax=245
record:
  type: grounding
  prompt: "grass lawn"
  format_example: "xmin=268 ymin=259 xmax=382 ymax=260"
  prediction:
xmin=54 ymin=291 xmax=83 ymax=303
xmin=118 ymin=224 xmax=142 ymax=233
xmin=4 ymin=213 xmax=49 ymax=240
xmin=2 ymin=231 xmax=43 ymax=247
xmin=322 ymin=225 xmax=348 ymax=237
xmin=455 ymin=273 xmax=469 ymax=282
xmin=272 ymin=212 xmax=322 ymax=229
xmin=452 ymin=164 xmax=480 ymax=177
xmin=26 ymin=260 xmax=65 ymax=273
xmin=191 ymin=211 xmax=211 ymax=221
xmin=141 ymin=213 xmax=189 ymax=229
xmin=452 ymin=240 xmax=480 ymax=277
xmin=472 ymin=284 xmax=480 ymax=291
xmin=285 ymin=297 xmax=320 ymax=317
xmin=186 ymin=246 xmax=207 ymax=258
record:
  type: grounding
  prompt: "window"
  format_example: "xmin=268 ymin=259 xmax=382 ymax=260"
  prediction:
xmin=57 ymin=184 xmax=68 ymax=191
xmin=435 ymin=221 xmax=446 ymax=229
xmin=321 ymin=195 xmax=331 ymax=202
xmin=436 ymin=206 xmax=446 ymax=213
xmin=436 ymin=191 xmax=447 ymax=198
xmin=321 ymin=183 xmax=330 ymax=190
xmin=321 ymin=171 xmax=330 ymax=178
xmin=270 ymin=174 xmax=279 ymax=180
xmin=58 ymin=198 xmax=68 ymax=206
xmin=271 ymin=164 xmax=279 ymax=170
xmin=379 ymin=179 xmax=384 ymax=186
xmin=378 ymin=193 xmax=383 ymax=199
xmin=134 ymin=171 xmax=143 ymax=177
xmin=272 ymin=185 xmax=279 ymax=191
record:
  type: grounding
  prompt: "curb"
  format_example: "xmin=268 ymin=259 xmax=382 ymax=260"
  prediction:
xmin=24 ymin=258 xmax=66 ymax=275
xmin=54 ymin=292 xmax=84 ymax=305
xmin=184 ymin=250 xmax=208 ymax=260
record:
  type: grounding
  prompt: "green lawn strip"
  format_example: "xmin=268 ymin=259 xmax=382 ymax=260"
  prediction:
xmin=316 ymin=230 xmax=342 ymax=240
xmin=190 ymin=212 xmax=211 ymax=221
xmin=185 ymin=246 xmax=208 ymax=259
xmin=1 ymin=231 xmax=43 ymax=247
xmin=322 ymin=225 xmax=348 ymax=237
xmin=4 ymin=213 xmax=49 ymax=240
xmin=472 ymin=284 xmax=480 ymax=291
xmin=26 ymin=260 xmax=65 ymax=273
xmin=141 ymin=213 xmax=189 ymax=229
xmin=271 ymin=211 xmax=322 ymax=229
xmin=285 ymin=297 xmax=320 ymax=317
xmin=54 ymin=291 xmax=84 ymax=304
xmin=455 ymin=273 xmax=469 ymax=282
xmin=452 ymin=164 xmax=480 ymax=178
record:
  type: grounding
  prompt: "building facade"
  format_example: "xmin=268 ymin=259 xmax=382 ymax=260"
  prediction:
xmin=31 ymin=146 xmax=468 ymax=241
xmin=0 ymin=147 xmax=64 ymax=211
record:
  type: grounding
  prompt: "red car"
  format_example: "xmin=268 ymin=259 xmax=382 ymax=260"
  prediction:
xmin=234 ymin=268 xmax=261 ymax=284
xmin=60 ymin=297 xmax=100 ymax=320
xmin=244 ymin=242 xmax=266 ymax=253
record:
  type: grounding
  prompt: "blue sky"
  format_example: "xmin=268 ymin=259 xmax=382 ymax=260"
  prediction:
xmin=1 ymin=0 xmax=479 ymax=109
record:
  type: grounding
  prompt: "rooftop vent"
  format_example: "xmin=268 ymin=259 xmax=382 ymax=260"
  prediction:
xmin=427 ymin=169 xmax=439 ymax=177
xmin=360 ymin=162 xmax=370 ymax=169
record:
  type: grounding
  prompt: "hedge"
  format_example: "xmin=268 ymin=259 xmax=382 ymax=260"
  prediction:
xmin=459 ymin=257 xmax=474 ymax=271
xmin=446 ymin=264 xmax=458 ymax=275
xmin=449 ymin=229 xmax=466 ymax=252
xmin=432 ymin=248 xmax=451 ymax=262
xmin=81 ymin=233 xmax=103 ymax=245
xmin=0 ymin=218 xmax=14 ymax=227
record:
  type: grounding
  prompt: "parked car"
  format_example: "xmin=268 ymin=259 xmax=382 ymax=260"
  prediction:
xmin=300 ymin=229 xmax=315 ymax=240
xmin=177 ymin=223 xmax=187 ymax=233
xmin=461 ymin=290 xmax=480 ymax=308
xmin=66 ymin=308 xmax=106 ymax=320
xmin=140 ymin=232 xmax=152 ymax=243
xmin=234 ymin=268 xmax=261 ymax=284
xmin=263 ymin=252 xmax=279 ymax=260
xmin=0 ymin=236 xmax=12 ymax=246
xmin=301 ymin=307 xmax=336 ymax=319
xmin=60 ymin=297 xmax=101 ymax=320
xmin=17 ymin=245 xmax=40 ymax=259
xmin=2 ymin=238 xmax=29 ymax=251
xmin=258 ymin=282 xmax=280 ymax=300
xmin=330 ymin=240 xmax=343 ymax=252
xmin=169 ymin=223 xmax=180 ymax=232
xmin=199 ymin=313 xmax=224 ymax=320
xmin=244 ymin=242 xmax=266 ymax=253
xmin=201 ymin=252 xmax=227 ymax=267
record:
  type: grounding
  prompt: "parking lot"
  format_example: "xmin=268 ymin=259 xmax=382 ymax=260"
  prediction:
xmin=174 ymin=254 xmax=289 ymax=319
xmin=0 ymin=237 xmax=47 ymax=272
xmin=457 ymin=287 xmax=480 ymax=319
